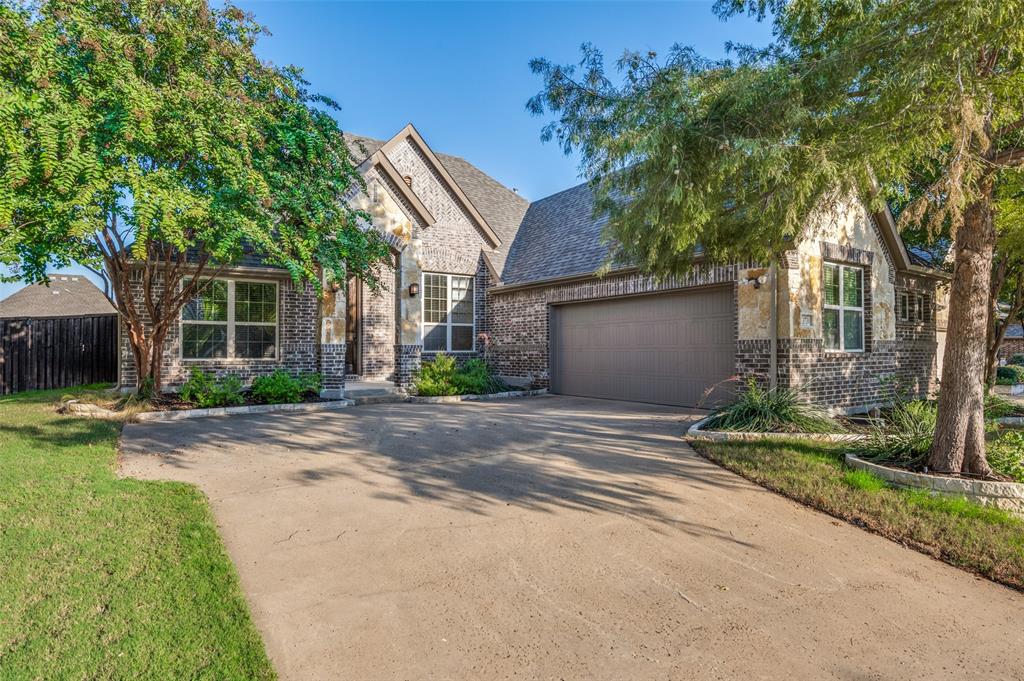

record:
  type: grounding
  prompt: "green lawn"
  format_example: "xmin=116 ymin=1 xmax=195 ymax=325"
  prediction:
xmin=0 ymin=387 xmax=274 ymax=679
xmin=690 ymin=438 xmax=1024 ymax=591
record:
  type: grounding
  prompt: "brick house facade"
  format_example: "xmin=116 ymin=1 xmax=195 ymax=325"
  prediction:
xmin=121 ymin=123 xmax=948 ymax=412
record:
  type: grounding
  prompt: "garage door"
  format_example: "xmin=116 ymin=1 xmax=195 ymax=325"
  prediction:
xmin=551 ymin=287 xmax=735 ymax=408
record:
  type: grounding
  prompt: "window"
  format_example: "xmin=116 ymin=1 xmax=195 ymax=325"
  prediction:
xmin=823 ymin=263 xmax=864 ymax=352
xmin=899 ymin=292 xmax=909 ymax=322
xmin=181 ymin=279 xmax=278 ymax=360
xmin=916 ymin=294 xmax=925 ymax=323
xmin=422 ymin=272 xmax=474 ymax=352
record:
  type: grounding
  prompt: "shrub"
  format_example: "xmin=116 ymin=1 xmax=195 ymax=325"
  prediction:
xmin=996 ymin=365 xmax=1024 ymax=385
xmin=988 ymin=431 xmax=1024 ymax=483
xmin=179 ymin=368 xmax=244 ymax=408
xmin=250 ymin=370 xmax=321 ymax=404
xmin=855 ymin=399 xmax=937 ymax=468
xmin=703 ymin=379 xmax=840 ymax=433
xmin=1008 ymin=354 xmax=1024 ymax=366
xmin=413 ymin=355 xmax=510 ymax=396
xmin=413 ymin=353 xmax=460 ymax=396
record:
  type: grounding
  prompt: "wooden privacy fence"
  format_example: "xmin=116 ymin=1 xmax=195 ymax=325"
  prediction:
xmin=0 ymin=315 xmax=118 ymax=395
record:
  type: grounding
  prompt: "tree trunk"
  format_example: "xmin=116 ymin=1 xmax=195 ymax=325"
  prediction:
xmin=928 ymin=185 xmax=996 ymax=476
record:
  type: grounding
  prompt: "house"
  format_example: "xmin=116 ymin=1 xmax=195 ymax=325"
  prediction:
xmin=0 ymin=274 xmax=116 ymax=320
xmin=1 ymin=274 xmax=119 ymax=394
xmin=999 ymin=324 xmax=1023 ymax=361
xmin=120 ymin=123 xmax=948 ymax=412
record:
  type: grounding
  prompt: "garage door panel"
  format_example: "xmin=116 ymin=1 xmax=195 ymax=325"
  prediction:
xmin=551 ymin=288 xmax=735 ymax=408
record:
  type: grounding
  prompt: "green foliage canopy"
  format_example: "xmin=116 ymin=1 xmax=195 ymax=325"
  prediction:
xmin=0 ymin=0 xmax=391 ymax=289
xmin=528 ymin=0 xmax=1024 ymax=276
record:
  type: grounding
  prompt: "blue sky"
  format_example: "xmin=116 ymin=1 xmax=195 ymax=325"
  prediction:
xmin=1 ymin=1 xmax=773 ymax=301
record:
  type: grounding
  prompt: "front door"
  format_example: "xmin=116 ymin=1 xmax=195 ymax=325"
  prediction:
xmin=345 ymin=277 xmax=361 ymax=375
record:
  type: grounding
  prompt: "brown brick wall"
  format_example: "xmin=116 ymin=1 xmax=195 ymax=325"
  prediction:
xmin=119 ymin=268 xmax=318 ymax=390
xmin=487 ymin=264 xmax=940 ymax=411
xmin=998 ymin=337 xmax=1024 ymax=361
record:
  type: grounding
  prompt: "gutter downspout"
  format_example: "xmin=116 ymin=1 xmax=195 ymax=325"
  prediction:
xmin=769 ymin=262 xmax=778 ymax=391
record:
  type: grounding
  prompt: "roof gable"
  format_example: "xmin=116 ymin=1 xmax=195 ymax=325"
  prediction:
xmin=381 ymin=124 xmax=502 ymax=248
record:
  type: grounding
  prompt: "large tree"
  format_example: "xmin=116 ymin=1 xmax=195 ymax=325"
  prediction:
xmin=528 ymin=0 xmax=1024 ymax=475
xmin=0 ymin=0 xmax=391 ymax=392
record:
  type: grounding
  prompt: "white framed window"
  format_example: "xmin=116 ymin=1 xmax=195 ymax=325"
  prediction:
xmin=181 ymin=278 xmax=279 ymax=360
xmin=899 ymin=292 xmax=909 ymax=322
xmin=823 ymin=263 xmax=864 ymax=352
xmin=916 ymin=294 xmax=925 ymax=323
xmin=422 ymin=272 xmax=475 ymax=353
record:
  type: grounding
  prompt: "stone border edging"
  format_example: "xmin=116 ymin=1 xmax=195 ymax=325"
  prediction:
xmin=405 ymin=389 xmax=549 ymax=404
xmin=685 ymin=415 xmax=867 ymax=443
xmin=996 ymin=416 xmax=1024 ymax=427
xmin=845 ymin=453 xmax=1024 ymax=516
xmin=64 ymin=398 xmax=354 ymax=422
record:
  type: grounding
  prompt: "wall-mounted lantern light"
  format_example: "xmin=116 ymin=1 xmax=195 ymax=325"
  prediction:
xmin=408 ymin=282 xmax=420 ymax=297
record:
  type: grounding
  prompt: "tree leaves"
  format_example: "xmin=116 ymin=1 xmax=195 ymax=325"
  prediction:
xmin=0 ymin=0 xmax=391 ymax=292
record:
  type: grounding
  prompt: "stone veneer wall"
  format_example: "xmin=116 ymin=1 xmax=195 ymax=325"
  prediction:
xmin=761 ymin=272 xmax=939 ymax=411
xmin=119 ymin=268 xmax=319 ymax=390
xmin=486 ymin=265 xmax=750 ymax=389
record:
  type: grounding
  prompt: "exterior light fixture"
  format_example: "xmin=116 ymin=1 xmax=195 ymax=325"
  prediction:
xmin=408 ymin=282 xmax=420 ymax=297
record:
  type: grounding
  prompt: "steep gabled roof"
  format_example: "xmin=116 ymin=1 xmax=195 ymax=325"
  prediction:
xmin=0 ymin=274 xmax=115 ymax=319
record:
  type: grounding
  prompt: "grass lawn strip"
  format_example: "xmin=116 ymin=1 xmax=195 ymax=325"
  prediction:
xmin=690 ymin=438 xmax=1024 ymax=592
xmin=0 ymin=387 xmax=275 ymax=679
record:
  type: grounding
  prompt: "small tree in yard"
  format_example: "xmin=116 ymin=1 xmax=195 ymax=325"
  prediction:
xmin=0 ymin=0 xmax=391 ymax=392
xmin=528 ymin=0 xmax=1024 ymax=476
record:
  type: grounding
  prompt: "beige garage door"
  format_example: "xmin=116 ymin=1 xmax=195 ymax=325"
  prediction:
xmin=551 ymin=287 xmax=735 ymax=408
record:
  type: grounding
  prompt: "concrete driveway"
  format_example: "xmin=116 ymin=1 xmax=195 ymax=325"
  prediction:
xmin=120 ymin=396 xmax=1024 ymax=680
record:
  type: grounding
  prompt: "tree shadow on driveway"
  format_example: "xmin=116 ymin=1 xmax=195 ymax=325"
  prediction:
xmin=121 ymin=395 xmax=754 ymax=544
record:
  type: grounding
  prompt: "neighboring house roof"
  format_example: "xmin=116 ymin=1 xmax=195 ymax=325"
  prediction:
xmin=502 ymin=180 xmax=611 ymax=285
xmin=1006 ymin=324 xmax=1023 ymax=339
xmin=0 ymin=275 xmax=116 ymax=319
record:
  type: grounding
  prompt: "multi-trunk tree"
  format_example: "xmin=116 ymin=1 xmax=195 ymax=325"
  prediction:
xmin=0 ymin=0 xmax=391 ymax=392
xmin=528 ymin=0 xmax=1024 ymax=475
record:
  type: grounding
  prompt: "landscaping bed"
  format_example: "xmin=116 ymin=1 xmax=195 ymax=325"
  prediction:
xmin=63 ymin=368 xmax=339 ymax=421
xmin=689 ymin=437 xmax=1024 ymax=591
xmin=0 ymin=386 xmax=274 ymax=678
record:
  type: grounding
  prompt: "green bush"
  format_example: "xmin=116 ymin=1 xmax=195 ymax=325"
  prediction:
xmin=1008 ymin=354 xmax=1024 ymax=366
xmin=413 ymin=354 xmax=509 ymax=396
xmin=996 ymin=365 xmax=1024 ymax=385
xmin=988 ymin=431 xmax=1024 ymax=483
xmin=855 ymin=399 xmax=937 ymax=468
xmin=250 ymin=370 xmax=321 ymax=404
xmin=179 ymin=368 xmax=245 ymax=408
xmin=703 ymin=378 xmax=840 ymax=433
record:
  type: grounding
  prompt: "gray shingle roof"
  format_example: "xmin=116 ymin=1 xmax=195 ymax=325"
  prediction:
xmin=500 ymin=181 xmax=612 ymax=285
xmin=1006 ymin=324 xmax=1023 ymax=339
xmin=0 ymin=275 xmax=116 ymax=319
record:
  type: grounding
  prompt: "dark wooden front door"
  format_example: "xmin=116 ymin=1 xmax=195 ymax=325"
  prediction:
xmin=345 ymin=277 xmax=361 ymax=375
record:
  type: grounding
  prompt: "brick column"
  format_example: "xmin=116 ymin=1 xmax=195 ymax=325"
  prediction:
xmin=394 ymin=344 xmax=422 ymax=391
xmin=319 ymin=278 xmax=347 ymax=398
